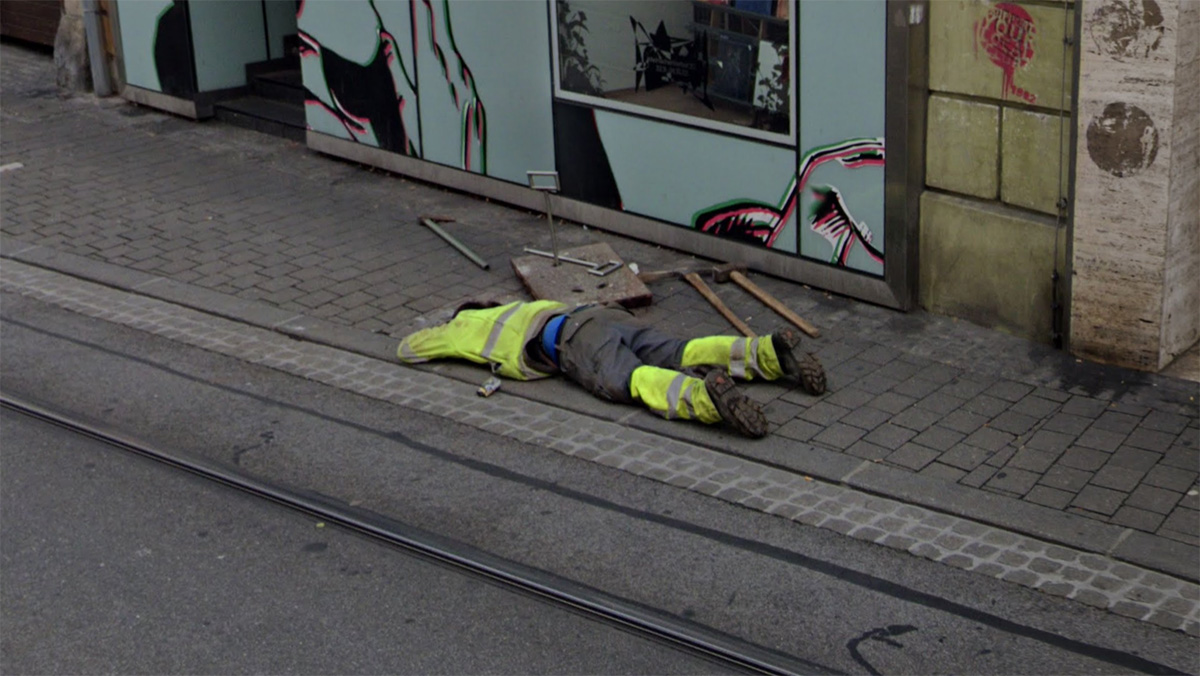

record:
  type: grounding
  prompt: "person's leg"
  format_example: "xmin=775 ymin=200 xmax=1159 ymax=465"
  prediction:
xmin=558 ymin=313 xmax=766 ymax=436
xmin=675 ymin=327 xmax=826 ymax=395
xmin=678 ymin=335 xmax=784 ymax=380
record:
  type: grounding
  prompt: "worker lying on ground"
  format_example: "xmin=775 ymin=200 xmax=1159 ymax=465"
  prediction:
xmin=396 ymin=300 xmax=826 ymax=438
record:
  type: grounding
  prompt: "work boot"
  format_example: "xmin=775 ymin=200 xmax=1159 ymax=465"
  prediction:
xmin=704 ymin=369 xmax=768 ymax=438
xmin=772 ymin=326 xmax=826 ymax=395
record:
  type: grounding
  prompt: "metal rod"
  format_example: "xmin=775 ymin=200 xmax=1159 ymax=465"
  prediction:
xmin=544 ymin=191 xmax=560 ymax=266
xmin=421 ymin=218 xmax=489 ymax=270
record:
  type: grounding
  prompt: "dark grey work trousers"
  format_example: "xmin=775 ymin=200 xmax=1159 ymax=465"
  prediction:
xmin=556 ymin=306 xmax=687 ymax=405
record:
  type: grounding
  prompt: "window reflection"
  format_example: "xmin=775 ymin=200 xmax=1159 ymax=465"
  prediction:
xmin=556 ymin=0 xmax=792 ymax=136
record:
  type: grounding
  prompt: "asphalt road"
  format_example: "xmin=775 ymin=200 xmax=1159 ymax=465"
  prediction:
xmin=2 ymin=290 xmax=1196 ymax=675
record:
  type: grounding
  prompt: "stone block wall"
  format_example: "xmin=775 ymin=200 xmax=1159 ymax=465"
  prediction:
xmin=921 ymin=0 xmax=1075 ymax=343
xmin=1072 ymin=0 xmax=1199 ymax=370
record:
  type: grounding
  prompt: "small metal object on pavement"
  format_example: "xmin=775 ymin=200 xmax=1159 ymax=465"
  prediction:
xmin=420 ymin=217 xmax=490 ymax=270
xmin=477 ymin=376 xmax=502 ymax=397
xmin=526 ymin=170 xmax=562 ymax=266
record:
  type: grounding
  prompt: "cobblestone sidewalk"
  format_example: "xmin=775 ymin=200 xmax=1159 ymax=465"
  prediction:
xmin=2 ymin=42 xmax=1196 ymax=585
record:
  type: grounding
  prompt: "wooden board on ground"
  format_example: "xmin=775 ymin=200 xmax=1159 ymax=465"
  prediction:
xmin=511 ymin=242 xmax=652 ymax=308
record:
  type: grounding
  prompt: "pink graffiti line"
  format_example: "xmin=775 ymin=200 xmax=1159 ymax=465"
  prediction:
xmin=693 ymin=138 xmax=885 ymax=257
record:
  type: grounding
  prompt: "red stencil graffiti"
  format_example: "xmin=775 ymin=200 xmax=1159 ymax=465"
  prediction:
xmin=975 ymin=3 xmax=1037 ymax=103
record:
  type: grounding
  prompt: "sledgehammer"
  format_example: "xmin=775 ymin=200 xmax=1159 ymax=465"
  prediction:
xmin=712 ymin=264 xmax=820 ymax=339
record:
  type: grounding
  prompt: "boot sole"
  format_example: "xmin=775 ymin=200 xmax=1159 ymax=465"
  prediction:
xmin=705 ymin=370 xmax=768 ymax=438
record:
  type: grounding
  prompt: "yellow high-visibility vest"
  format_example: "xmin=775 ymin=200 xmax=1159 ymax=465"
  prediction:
xmin=397 ymin=300 xmax=567 ymax=380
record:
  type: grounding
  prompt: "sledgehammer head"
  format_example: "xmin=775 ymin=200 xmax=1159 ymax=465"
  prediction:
xmin=710 ymin=262 xmax=748 ymax=283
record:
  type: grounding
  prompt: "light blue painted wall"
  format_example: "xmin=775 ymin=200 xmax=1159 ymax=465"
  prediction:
xmin=189 ymin=0 xmax=269 ymax=91
xmin=115 ymin=0 xmax=173 ymax=92
xmin=798 ymin=0 xmax=887 ymax=273
xmin=594 ymin=109 xmax=795 ymax=247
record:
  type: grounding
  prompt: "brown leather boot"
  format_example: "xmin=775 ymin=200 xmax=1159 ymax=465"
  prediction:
xmin=704 ymin=369 xmax=768 ymax=438
xmin=772 ymin=326 xmax=826 ymax=395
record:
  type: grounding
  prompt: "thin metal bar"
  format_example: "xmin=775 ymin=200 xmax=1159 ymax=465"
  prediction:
xmin=421 ymin=218 xmax=489 ymax=270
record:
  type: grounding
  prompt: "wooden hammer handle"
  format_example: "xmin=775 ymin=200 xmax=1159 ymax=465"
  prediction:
xmin=685 ymin=272 xmax=756 ymax=338
xmin=730 ymin=270 xmax=820 ymax=338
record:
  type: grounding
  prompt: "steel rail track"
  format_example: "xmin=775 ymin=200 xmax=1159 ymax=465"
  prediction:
xmin=1 ymin=393 xmax=829 ymax=676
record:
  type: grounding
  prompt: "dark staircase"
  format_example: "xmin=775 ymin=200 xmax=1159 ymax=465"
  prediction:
xmin=213 ymin=57 xmax=306 ymax=141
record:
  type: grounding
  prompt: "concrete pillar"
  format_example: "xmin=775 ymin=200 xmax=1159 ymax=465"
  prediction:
xmin=1072 ymin=0 xmax=1200 ymax=371
xmin=54 ymin=0 xmax=91 ymax=93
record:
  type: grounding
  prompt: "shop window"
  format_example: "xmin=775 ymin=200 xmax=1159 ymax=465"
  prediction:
xmin=553 ymin=0 xmax=793 ymax=141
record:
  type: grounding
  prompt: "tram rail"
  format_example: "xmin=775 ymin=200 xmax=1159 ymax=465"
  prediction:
xmin=1 ymin=392 xmax=828 ymax=676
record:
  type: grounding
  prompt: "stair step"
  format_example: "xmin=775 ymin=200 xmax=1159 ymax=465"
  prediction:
xmin=251 ymin=69 xmax=305 ymax=104
xmin=213 ymin=96 xmax=306 ymax=141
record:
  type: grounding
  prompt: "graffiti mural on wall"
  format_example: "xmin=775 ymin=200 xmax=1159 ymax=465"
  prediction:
xmin=153 ymin=0 xmax=197 ymax=97
xmin=299 ymin=0 xmax=487 ymax=172
xmin=975 ymin=2 xmax=1037 ymax=104
xmin=691 ymin=138 xmax=885 ymax=272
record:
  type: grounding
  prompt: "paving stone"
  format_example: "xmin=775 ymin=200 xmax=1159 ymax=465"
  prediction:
xmin=1078 ymin=554 xmax=1111 ymax=571
xmin=886 ymin=443 xmax=941 ymax=471
xmin=921 ymin=462 xmax=968 ymax=482
xmin=938 ymin=377 xmax=992 ymax=400
xmin=911 ymin=426 xmax=966 ymax=452
xmin=813 ymin=423 xmax=868 ymax=451
xmin=961 ymin=464 xmax=999 ymax=488
xmin=1110 ymin=601 xmax=1152 ymax=620
xmin=826 ymin=386 xmax=876 ymax=409
xmin=1141 ymin=410 xmax=1191 ymax=435
xmin=1125 ymin=427 xmax=1178 ymax=452
xmin=799 ymin=401 xmax=852 ymax=426
xmin=1090 ymin=465 xmax=1147 ymax=492
xmin=1040 ymin=465 xmax=1092 ymax=492
xmin=1003 ymin=569 xmax=1040 ymax=586
xmin=914 ymin=363 xmax=962 ymax=385
xmin=870 ymin=391 xmax=918 ymax=415
xmin=776 ymin=418 xmax=822 ymax=442
xmin=1092 ymin=410 xmax=1144 ymax=435
xmin=889 ymin=406 xmax=942 ymax=432
xmin=1038 ymin=581 xmax=1075 ymax=598
xmin=845 ymin=439 xmax=889 ymax=460
xmin=1108 ymin=447 xmax=1163 ymax=472
xmin=1025 ymin=485 xmax=1073 ymax=509
xmin=913 ymin=392 xmax=968 ymax=416
xmin=1065 ymin=396 xmax=1108 ymax=417
xmin=1161 ymin=508 xmax=1199 ymax=537
xmin=1143 ymin=465 xmax=1199 ymax=492
xmin=1071 ymin=486 xmax=1127 ymax=516
xmin=1028 ymin=557 xmax=1062 ymax=574
xmin=1071 ymin=588 xmax=1110 ymax=608
xmin=1146 ymin=612 xmax=1186 ymax=631
xmin=1026 ymin=429 xmax=1074 ymax=454
xmin=1059 ymin=446 xmax=1110 ymax=471
xmin=1008 ymin=448 xmax=1059 ymax=473
xmin=864 ymin=423 xmax=917 ymax=450
xmin=893 ymin=376 xmax=942 ymax=399
xmin=973 ymin=562 xmax=1006 ymax=577
xmin=1040 ymin=412 xmax=1093 ymax=436
xmin=987 ymin=380 xmax=1034 ymax=402
xmin=941 ymin=553 xmax=975 ymax=569
xmin=1010 ymin=395 xmax=1061 ymax=418
xmin=964 ymin=427 xmax=1015 ymax=452
xmin=1107 ymin=401 xmax=1151 ymax=417
xmin=940 ymin=444 xmax=993 ymax=471
xmin=941 ymin=409 xmax=990 ymax=435
xmin=1034 ymin=388 xmax=1072 ymax=403
xmin=933 ymin=532 xmax=969 ymax=551
xmin=962 ymin=394 xmax=1011 ymax=418
xmin=990 ymin=411 xmax=1039 ymax=435
xmin=1076 ymin=427 xmax=1127 ymax=452
xmin=1090 ymin=575 xmax=1128 ymax=592
xmin=843 ymin=406 xmax=892 ymax=432
xmin=986 ymin=468 xmax=1039 ymax=495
